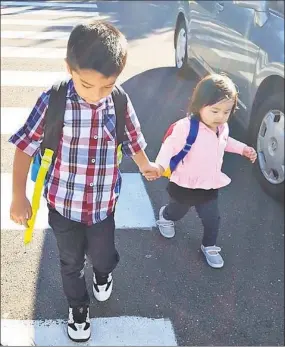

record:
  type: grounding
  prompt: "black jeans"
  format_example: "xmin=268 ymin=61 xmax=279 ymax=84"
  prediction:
xmin=48 ymin=207 xmax=119 ymax=308
xmin=163 ymin=196 xmax=220 ymax=247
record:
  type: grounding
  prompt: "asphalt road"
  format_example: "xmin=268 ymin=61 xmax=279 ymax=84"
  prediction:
xmin=1 ymin=1 xmax=284 ymax=346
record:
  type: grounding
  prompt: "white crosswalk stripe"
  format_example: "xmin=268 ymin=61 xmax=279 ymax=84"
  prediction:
xmin=1 ymin=30 xmax=70 ymax=40
xmin=2 ymin=71 xmax=69 ymax=87
xmin=1 ymin=2 xmax=176 ymax=345
xmin=1 ymin=46 xmax=66 ymax=59
xmin=1 ymin=172 xmax=156 ymax=230
xmin=1 ymin=108 xmax=31 ymax=134
xmin=1 ymin=1 xmax=98 ymax=9
xmin=1 ymin=317 xmax=177 ymax=346
xmin=1 ymin=7 xmax=100 ymax=16
xmin=1 ymin=18 xmax=90 ymax=26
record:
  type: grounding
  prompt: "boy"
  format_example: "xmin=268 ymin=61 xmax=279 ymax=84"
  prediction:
xmin=9 ymin=20 xmax=160 ymax=342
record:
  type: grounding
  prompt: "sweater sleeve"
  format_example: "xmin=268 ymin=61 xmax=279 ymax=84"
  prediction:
xmin=155 ymin=119 xmax=188 ymax=170
xmin=225 ymin=136 xmax=247 ymax=155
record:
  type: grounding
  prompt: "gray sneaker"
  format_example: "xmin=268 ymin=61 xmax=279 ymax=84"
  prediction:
xmin=156 ymin=206 xmax=175 ymax=238
xmin=201 ymin=245 xmax=224 ymax=268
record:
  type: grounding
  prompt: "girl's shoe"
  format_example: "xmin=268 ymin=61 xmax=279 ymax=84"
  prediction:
xmin=67 ymin=306 xmax=91 ymax=342
xmin=201 ymin=245 xmax=224 ymax=268
xmin=156 ymin=206 xmax=175 ymax=238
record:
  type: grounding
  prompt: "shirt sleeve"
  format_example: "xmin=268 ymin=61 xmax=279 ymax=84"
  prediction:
xmin=8 ymin=91 xmax=50 ymax=157
xmin=121 ymin=94 xmax=147 ymax=157
xmin=225 ymin=136 xmax=246 ymax=155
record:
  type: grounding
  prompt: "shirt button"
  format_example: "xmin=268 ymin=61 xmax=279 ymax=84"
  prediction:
xmin=90 ymin=183 xmax=94 ymax=187
xmin=93 ymin=135 xmax=98 ymax=140
xmin=91 ymin=159 xmax=95 ymax=163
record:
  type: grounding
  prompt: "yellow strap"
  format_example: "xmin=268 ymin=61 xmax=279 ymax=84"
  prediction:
xmin=117 ymin=144 xmax=123 ymax=166
xmin=24 ymin=149 xmax=54 ymax=244
xmin=25 ymin=145 xmax=122 ymax=244
xmin=162 ymin=167 xmax=171 ymax=179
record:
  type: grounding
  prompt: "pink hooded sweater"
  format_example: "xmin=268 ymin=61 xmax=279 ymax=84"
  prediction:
xmin=155 ymin=117 xmax=247 ymax=190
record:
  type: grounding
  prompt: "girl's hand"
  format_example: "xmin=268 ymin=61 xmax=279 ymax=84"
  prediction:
xmin=243 ymin=146 xmax=257 ymax=163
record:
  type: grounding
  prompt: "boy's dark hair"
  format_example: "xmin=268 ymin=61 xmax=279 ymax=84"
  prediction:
xmin=188 ymin=73 xmax=238 ymax=118
xmin=66 ymin=20 xmax=128 ymax=77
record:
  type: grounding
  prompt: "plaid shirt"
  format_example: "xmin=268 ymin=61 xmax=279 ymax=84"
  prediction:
xmin=9 ymin=79 xmax=147 ymax=225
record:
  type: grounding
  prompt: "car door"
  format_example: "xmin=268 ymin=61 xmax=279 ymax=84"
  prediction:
xmin=213 ymin=1 xmax=261 ymax=112
xmin=200 ymin=1 xmax=260 ymax=111
xmin=186 ymin=1 xmax=218 ymax=72
xmin=189 ymin=1 xmax=260 ymax=113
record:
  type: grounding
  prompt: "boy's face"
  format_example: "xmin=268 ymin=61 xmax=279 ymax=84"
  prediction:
xmin=66 ymin=62 xmax=117 ymax=104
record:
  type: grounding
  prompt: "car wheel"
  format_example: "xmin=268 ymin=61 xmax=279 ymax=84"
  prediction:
xmin=175 ymin=20 xmax=189 ymax=75
xmin=250 ymin=92 xmax=284 ymax=202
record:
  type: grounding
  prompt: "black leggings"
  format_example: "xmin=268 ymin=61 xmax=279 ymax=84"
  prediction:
xmin=163 ymin=197 xmax=220 ymax=247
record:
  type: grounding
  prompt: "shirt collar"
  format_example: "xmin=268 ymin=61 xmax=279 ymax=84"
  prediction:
xmin=190 ymin=114 xmax=226 ymax=133
xmin=66 ymin=79 xmax=109 ymax=109
xmin=199 ymin=121 xmax=226 ymax=134
xmin=66 ymin=78 xmax=78 ymax=100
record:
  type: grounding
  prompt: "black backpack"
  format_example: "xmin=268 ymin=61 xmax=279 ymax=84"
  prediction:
xmin=41 ymin=79 xmax=128 ymax=157
xmin=31 ymin=80 xmax=128 ymax=182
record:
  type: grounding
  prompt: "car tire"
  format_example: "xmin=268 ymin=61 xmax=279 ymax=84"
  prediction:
xmin=174 ymin=19 xmax=190 ymax=76
xmin=250 ymin=92 xmax=284 ymax=202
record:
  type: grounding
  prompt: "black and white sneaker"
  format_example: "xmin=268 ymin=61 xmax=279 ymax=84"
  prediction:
xmin=67 ymin=306 xmax=91 ymax=342
xmin=93 ymin=273 xmax=113 ymax=302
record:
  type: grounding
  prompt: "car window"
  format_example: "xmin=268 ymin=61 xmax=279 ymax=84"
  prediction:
xmin=195 ymin=0 xmax=216 ymax=12
xmin=269 ymin=0 xmax=284 ymax=16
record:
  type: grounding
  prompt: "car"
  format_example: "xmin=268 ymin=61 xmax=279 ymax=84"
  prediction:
xmin=174 ymin=0 xmax=284 ymax=202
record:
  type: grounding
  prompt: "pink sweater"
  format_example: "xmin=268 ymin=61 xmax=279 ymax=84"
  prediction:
xmin=155 ymin=117 xmax=247 ymax=190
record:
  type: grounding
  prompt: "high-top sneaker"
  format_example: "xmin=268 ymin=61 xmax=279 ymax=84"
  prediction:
xmin=67 ymin=306 xmax=91 ymax=342
xmin=93 ymin=273 xmax=113 ymax=302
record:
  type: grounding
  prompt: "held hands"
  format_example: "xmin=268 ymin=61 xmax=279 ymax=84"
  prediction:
xmin=243 ymin=146 xmax=257 ymax=163
xmin=140 ymin=162 xmax=164 ymax=181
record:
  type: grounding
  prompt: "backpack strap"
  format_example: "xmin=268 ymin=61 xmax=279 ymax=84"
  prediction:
xmin=169 ymin=117 xmax=199 ymax=173
xmin=184 ymin=116 xmax=199 ymax=151
xmin=112 ymin=85 xmax=128 ymax=145
xmin=40 ymin=82 xmax=127 ymax=163
xmin=41 ymin=80 xmax=68 ymax=159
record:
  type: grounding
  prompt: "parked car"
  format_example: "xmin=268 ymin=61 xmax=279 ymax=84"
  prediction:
xmin=174 ymin=0 xmax=284 ymax=202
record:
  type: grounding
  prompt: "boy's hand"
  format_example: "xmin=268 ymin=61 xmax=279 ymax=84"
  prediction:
xmin=243 ymin=146 xmax=257 ymax=163
xmin=10 ymin=196 xmax=32 ymax=228
xmin=141 ymin=162 xmax=163 ymax=181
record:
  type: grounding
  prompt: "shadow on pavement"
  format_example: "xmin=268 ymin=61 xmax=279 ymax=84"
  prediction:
xmin=3 ymin=1 xmax=177 ymax=42
xmin=96 ymin=1 xmax=177 ymax=41
xmin=120 ymin=67 xmax=198 ymax=171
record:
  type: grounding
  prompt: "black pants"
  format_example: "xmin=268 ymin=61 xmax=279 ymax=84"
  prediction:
xmin=48 ymin=207 xmax=119 ymax=308
xmin=163 ymin=196 xmax=220 ymax=247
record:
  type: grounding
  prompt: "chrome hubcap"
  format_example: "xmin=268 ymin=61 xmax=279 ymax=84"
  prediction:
xmin=176 ymin=27 xmax=186 ymax=68
xmin=257 ymin=109 xmax=284 ymax=184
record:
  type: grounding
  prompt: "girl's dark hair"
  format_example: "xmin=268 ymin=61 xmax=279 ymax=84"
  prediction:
xmin=66 ymin=20 xmax=128 ymax=77
xmin=188 ymin=74 xmax=238 ymax=118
